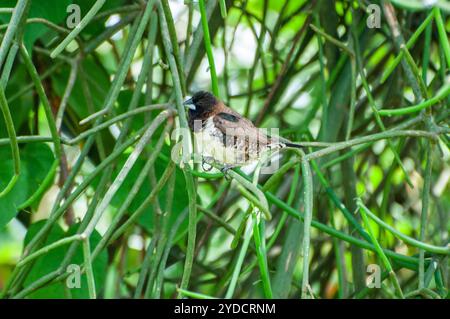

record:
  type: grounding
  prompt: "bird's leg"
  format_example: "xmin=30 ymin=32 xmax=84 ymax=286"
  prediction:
xmin=220 ymin=164 xmax=235 ymax=180
xmin=201 ymin=156 xmax=215 ymax=172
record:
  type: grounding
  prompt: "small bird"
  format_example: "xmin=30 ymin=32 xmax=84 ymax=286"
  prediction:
xmin=183 ymin=91 xmax=302 ymax=171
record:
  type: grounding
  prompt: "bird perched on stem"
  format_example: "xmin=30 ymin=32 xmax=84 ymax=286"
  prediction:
xmin=183 ymin=91 xmax=302 ymax=172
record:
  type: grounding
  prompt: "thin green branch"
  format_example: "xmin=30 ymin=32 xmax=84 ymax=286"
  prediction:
xmin=82 ymin=110 xmax=172 ymax=237
xmin=157 ymin=0 xmax=197 ymax=298
xmin=17 ymin=159 xmax=58 ymax=210
xmin=352 ymin=26 xmax=414 ymax=187
xmin=218 ymin=0 xmax=228 ymax=18
xmin=252 ymin=213 xmax=272 ymax=298
xmin=0 ymin=0 xmax=29 ymax=68
xmin=199 ymin=0 xmax=219 ymax=96
xmin=309 ymin=24 xmax=354 ymax=57
xmin=419 ymin=143 xmax=433 ymax=288
xmin=50 ymin=0 xmax=106 ymax=58
xmin=177 ymin=288 xmax=217 ymax=299
xmin=300 ymin=157 xmax=313 ymax=299
xmin=225 ymin=217 xmax=254 ymax=298
xmin=361 ymin=201 xmax=448 ymax=255
xmin=17 ymin=234 xmax=84 ymax=267
xmin=82 ymin=237 xmax=96 ymax=299
xmin=19 ymin=44 xmax=62 ymax=160
xmin=380 ymin=10 xmax=435 ymax=83
xmin=0 ymin=86 xmax=20 ymax=197
xmin=303 ymin=129 xmax=437 ymax=161
xmin=357 ymin=199 xmax=405 ymax=299
xmin=434 ymin=8 xmax=450 ymax=68
xmin=378 ymin=81 xmax=450 ymax=116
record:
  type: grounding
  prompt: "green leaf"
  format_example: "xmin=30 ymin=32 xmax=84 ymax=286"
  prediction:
xmin=115 ymin=89 xmax=146 ymax=131
xmin=51 ymin=57 xmax=110 ymax=120
xmin=369 ymin=165 xmax=383 ymax=190
xmin=72 ymin=0 xmax=127 ymax=36
xmin=0 ymin=0 xmax=72 ymax=54
xmin=114 ymin=89 xmax=168 ymax=134
xmin=273 ymin=219 xmax=303 ymax=298
xmin=23 ymin=221 xmax=108 ymax=298
xmin=0 ymin=0 xmax=126 ymax=54
xmin=105 ymin=154 xmax=188 ymax=235
xmin=0 ymin=143 xmax=55 ymax=229
xmin=0 ymin=65 xmax=34 ymax=138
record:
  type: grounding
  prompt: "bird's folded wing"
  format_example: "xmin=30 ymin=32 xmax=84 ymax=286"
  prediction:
xmin=213 ymin=112 xmax=270 ymax=145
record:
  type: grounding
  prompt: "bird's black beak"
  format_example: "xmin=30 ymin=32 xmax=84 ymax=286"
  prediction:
xmin=183 ymin=97 xmax=196 ymax=110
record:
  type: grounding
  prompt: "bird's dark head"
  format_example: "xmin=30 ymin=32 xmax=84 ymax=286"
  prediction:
xmin=184 ymin=91 xmax=218 ymax=119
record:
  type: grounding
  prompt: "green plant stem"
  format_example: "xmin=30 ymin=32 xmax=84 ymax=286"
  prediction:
xmin=7 ymin=61 xmax=64 ymax=104
xmin=309 ymin=24 xmax=354 ymax=57
xmin=405 ymin=287 xmax=442 ymax=299
xmin=179 ymin=167 xmax=199 ymax=296
xmin=82 ymin=237 xmax=96 ymax=299
xmin=0 ymin=0 xmax=29 ymax=68
xmin=19 ymin=44 xmax=62 ymax=160
xmin=17 ymin=235 xmax=84 ymax=267
xmin=17 ymin=159 xmax=58 ymax=210
xmin=378 ymin=82 xmax=450 ymax=116
xmin=161 ymin=0 xmax=186 ymax=95
xmin=177 ymin=288 xmax=217 ymax=299
xmin=419 ymin=142 xmax=433 ymax=288
xmin=310 ymin=160 xmax=371 ymax=243
xmin=380 ymin=10 xmax=435 ymax=83
xmin=22 ymin=122 xmax=152 ymax=255
xmin=84 ymin=13 xmax=137 ymax=53
xmin=0 ymin=42 xmax=18 ymax=87
xmin=267 ymin=164 xmax=299 ymax=249
xmin=50 ymin=0 xmax=107 ymax=58
xmin=92 ymin=122 xmax=172 ymax=257
xmin=422 ymin=13 xmax=432 ymax=84
xmin=55 ymin=59 xmax=79 ymax=131
xmin=251 ymin=156 xmax=272 ymax=298
xmin=352 ymin=28 xmax=413 ymax=187
xmin=0 ymin=17 xmax=71 ymax=35
xmin=225 ymin=217 xmax=254 ymax=298
xmin=152 ymin=210 xmax=189 ymax=298
xmin=389 ymin=0 xmax=450 ymax=12
xmin=252 ymin=213 xmax=273 ymax=298
xmin=199 ymin=0 xmax=219 ymax=96
xmin=73 ymin=104 xmax=171 ymax=143
xmin=304 ymin=129 xmax=437 ymax=161
xmin=362 ymin=200 xmax=448 ymax=255
xmin=234 ymin=168 xmax=422 ymax=268
xmin=157 ymin=0 xmax=198 ymax=298
xmin=82 ymin=110 xmax=172 ymax=237
xmin=6 ymin=5 xmax=162 ymax=295
xmin=0 ymin=86 xmax=19 ymax=197
xmin=107 ymin=161 xmax=175 ymax=245
xmin=434 ymin=8 xmax=450 ymax=68
xmin=401 ymin=46 xmax=428 ymax=98
xmin=218 ymin=0 xmax=227 ymax=18
xmin=184 ymin=0 xmax=194 ymax=63
xmin=134 ymin=236 xmax=158 ymax=298
xmin=357 ymin=199 xmax=404 ymax=299
xmin=300 ymin=157 xmax=313 ymax=299
xmin=11 ymin=270 xmax=60 ymax=299
xmin=197 ymin=205 xmax=236 ymax=235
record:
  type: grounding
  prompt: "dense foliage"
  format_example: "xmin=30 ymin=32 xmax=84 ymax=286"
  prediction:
xmin=0 ymin=0 xmax=449 ymax=299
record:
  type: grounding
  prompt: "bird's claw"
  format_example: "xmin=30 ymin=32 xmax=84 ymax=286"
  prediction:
xmin=201 ymin=156 xmax=215 ymax=172
xmin=220 ymin=165 xmax=234 ymax=180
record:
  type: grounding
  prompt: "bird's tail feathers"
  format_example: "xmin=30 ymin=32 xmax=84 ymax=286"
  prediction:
xmin=283 ymin=142 xmax=303 ymax=149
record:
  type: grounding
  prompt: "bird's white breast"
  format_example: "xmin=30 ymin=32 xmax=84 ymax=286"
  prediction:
xmin=193 ymin=118 xmax=249 ymax=166
xmin=193 ymin=118 xmax=286 ymax=168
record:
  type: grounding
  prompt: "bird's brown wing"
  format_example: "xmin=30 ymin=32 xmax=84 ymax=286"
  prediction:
xmin=212 ymin=111 xmax=270 ymax=147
